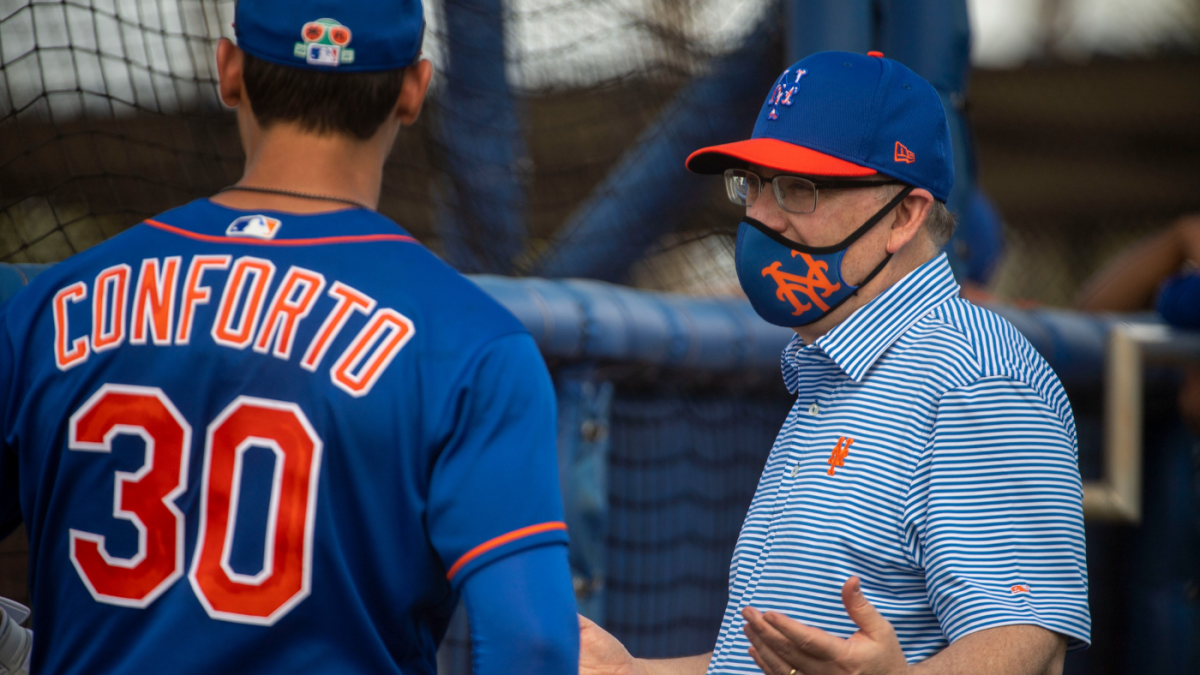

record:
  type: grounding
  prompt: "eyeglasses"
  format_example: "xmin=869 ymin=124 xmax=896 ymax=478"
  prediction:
xmin=723 ymin=168 xmax=903 ymax=214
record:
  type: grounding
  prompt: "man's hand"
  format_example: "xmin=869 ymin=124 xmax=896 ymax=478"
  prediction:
xmin=742 ymin=576 xmax=910 ymax=675
xmin=580 ymin=613 xmax=640 ymax=675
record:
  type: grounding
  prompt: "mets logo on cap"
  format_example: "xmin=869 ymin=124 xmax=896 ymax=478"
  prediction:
xmin=227 ymin=215 xmax=282 ymax=240
xmin=293 ymin=18 xmax=355 ymax=67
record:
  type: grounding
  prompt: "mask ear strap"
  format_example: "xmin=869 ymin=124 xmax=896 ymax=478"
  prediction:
xmin=845 ymin=186 xmax=917 ymax=293
xmin=851 ymin=251 xmax=893 ymax=293
xmin=742 ymin=185 xmax=915 ymax=255
xmin=838 ymin=184 xmax=915 ymax=250
xmin=839 ymin=185 xmax=914 ymax=296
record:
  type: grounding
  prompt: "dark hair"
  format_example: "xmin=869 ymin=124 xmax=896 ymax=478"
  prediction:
xmin=241 ymin=53 xmax=406 ymax=141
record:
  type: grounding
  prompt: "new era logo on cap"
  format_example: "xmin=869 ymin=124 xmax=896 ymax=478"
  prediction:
xmin=227 ymin=215 xmax=282 ymax=240
xmin=894 ymin=142 xmax=916 ymax=164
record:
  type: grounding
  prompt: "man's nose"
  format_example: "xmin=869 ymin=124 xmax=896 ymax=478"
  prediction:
xmin=746 ymin=188 xmax=789 ymax=233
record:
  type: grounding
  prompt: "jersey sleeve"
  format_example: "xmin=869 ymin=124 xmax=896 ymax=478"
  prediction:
xmin=427 ymin=332 xmax=568 ymax=590
xmin=0 ymin=302 xmax=20 ymax=541
xmin=461 ymin=543 xmax=579 ymax=675
xmin=906 ymin=376 xmax=1090 ymax=651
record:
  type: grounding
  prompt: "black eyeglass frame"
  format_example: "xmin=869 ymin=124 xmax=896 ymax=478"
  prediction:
xmin=724 ymin=168 xmax=905 ymax=214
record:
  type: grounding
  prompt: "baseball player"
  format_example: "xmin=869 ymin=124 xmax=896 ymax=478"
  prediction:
xmin=0 ymin=1 xmax=579 ymax=673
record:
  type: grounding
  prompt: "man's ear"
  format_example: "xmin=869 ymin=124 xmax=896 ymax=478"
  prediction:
xmin=216 ymin=38 xmax=245 ymax=108
xmin=395 ymin=59 xmax=434 ymax=126
xmin=886 ymin=188 xmax=934 ymax=254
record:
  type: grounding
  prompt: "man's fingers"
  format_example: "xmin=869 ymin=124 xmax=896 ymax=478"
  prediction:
xmin=743 ymin=618 xmax=801 ymax=675
xmin=748 ymin=646 xmax=773 ymax=675
xmin=757 ymin=609 xmax=842 ymax=661
xmin=744 ymin=606 xmax=839 ymax=664
xmin=841 ymin=576 xmax=892 ymax=640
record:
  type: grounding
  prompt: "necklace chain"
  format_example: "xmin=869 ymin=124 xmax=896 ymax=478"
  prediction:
xmin=217 ymin=185 xmax=372 ymax=211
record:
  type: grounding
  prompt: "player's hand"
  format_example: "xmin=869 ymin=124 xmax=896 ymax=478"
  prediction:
xmin=579 ymin=613 xmax=642 ymax=675
xmin=741 ymin=576 xmax=911 ymax=675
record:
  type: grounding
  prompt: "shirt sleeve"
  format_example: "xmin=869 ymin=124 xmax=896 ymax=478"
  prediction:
xmin=1156 ymin=272 xmax=1200 ymax=330
xmin=427 ymin=332 xmax=569 ymax=590
xmin=906 ymin=375 xmax=1090 ymax=651
xmin=461 ymin=542 xmax=579 ymax=675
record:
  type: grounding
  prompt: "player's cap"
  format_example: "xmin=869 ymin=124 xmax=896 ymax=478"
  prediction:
xmin=235 ymin=0 xmax=425 ymax=73
xmin=686 ymin=51 xmax=954 ymax=202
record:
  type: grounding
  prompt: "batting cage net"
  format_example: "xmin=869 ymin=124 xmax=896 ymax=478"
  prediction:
xmin=0 ymin=0 xmax=766 ymax=277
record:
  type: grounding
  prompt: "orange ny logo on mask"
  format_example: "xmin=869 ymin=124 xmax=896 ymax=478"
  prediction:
xmin=761 ymin=251 xmax=843 ymax=316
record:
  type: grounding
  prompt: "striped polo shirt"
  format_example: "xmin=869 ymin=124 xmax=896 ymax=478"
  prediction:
xmin=707 ymin=254 xmax=1090 ymax=672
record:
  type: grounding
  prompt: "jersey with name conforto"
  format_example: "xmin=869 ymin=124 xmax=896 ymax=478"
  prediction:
xmin=0 ymin=199 xmax=568 ymax=675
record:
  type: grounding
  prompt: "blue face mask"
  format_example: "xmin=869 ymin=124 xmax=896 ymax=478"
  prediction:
xmin=735 ymin=186 xmax=913 ymax=327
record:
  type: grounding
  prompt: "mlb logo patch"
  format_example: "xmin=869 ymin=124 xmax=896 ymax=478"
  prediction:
xmin=227 ymin=215 xmax=282 ymax=240
xmin=307 ymin=44 xmax=340 ymax=67
xmin=293 ymin=18 xmax=355 ymax=67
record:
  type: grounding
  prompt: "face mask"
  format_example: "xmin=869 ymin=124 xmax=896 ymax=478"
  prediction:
xmin=735 ymin=186 xmax=913 ymax=327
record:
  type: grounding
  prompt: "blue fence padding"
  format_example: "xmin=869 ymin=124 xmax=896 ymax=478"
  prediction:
xmin=0 ymin=263 xmax=1165 ymax=389
xmin=433 ymin=0 xmax=527 ymax=274
xmin=553 ymin=367 xmax=613 ymax=623
xmin=784 ymin=0 xmax=874 ymax=64
xmin=987 ymin=305 xmax=1125 ymax=390
xmin=0 ymin=265 xmax=49 ymax=301
xmin=472 ymin=275 xmax=796 ymax=371
xmin=529 ymin=12 xmax=780 ymax=283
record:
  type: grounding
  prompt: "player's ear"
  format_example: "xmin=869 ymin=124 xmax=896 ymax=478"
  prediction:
xmin=216 ymin=38 xmax=245 ymax=108
xmin=395 ymin=59 xmax=433 ymax=126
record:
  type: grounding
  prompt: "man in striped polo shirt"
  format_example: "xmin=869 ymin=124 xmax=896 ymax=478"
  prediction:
xmin=579 ymin=51 xmax=1088 ymax=675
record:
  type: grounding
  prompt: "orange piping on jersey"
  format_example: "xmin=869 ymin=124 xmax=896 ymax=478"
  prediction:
xmin=446 ymin=522 xmax=568 ymax=581
xmin=144 ymin=219 xmax=420 ymax=247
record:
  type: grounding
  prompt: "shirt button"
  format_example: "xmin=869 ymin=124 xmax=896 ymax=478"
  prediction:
xmin=808 ymin=402 xmax=819 ymax=416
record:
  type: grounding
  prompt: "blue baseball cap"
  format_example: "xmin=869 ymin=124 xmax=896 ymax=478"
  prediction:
xmin=235 ymin=0 xmax=425 ymax=73
xmin=687 ymin=51 xmax=954 ymax=202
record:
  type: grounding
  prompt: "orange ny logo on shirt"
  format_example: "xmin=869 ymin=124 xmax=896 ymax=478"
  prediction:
xmin=827 ymin=436 xmax=853 ymax=476
xmin=761 ymin=251 xmax=842 ymax=316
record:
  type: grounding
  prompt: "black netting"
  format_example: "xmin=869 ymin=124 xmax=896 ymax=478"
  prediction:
xmin=605 ymin=387 xmax=791 ymax=657
xmin=0 ymin=0 xmax=769 ymax=271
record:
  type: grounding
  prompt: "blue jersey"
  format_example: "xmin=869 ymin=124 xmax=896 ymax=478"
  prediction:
xmin=0 ymin=199 xmax=568 ymax=674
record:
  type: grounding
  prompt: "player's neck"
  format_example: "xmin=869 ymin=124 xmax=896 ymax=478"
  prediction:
xmin=213 ymin=122 xmax=389 ymax=213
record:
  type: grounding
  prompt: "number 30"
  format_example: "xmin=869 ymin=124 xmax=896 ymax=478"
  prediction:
xmin=68 ymin=384 xmax=323 ymax=626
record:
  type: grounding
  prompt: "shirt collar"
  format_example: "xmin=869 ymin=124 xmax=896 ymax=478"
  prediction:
xmin=781 ymin=254 xmax=960 ymax=390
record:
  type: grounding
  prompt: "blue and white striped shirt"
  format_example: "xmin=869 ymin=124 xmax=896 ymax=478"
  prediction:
xmin=707 ymin=254 xmax=1090 ymax=672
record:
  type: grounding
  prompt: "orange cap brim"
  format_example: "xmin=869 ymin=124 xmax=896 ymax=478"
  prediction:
xmin=685 ymin=138 xmax=877 ymax=177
